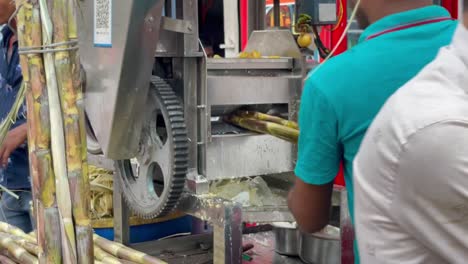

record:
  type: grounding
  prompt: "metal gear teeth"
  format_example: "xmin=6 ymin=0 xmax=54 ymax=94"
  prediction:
xmin=118 ymin=76 xmax=189 ymax=219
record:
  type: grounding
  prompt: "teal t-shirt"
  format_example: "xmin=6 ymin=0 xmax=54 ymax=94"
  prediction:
xmin=295 ymin=5 xmax=456 ymax=261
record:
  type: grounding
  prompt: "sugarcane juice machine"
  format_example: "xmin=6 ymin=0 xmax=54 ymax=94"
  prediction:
xmin=78 ymin=0 xmax=347 ymax=262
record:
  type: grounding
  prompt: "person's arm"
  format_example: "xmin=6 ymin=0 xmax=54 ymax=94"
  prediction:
xmin=288 ymin=80 xmax=340 ymax=234
xmin=288 ymin=179 xmax=334 ymax=233
xmin=0 ymin=123 xmax=27 ymax=167
xmin=391 ymin=121 xmax=468 ymax=262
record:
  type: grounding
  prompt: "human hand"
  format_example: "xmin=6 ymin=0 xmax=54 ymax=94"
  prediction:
xmin=0 ymin=123 xmax=27 ymax=167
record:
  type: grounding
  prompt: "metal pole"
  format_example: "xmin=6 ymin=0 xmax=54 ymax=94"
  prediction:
xmin=113 ymin=174 xmax=131 ymax=245
xmin=273 ymin=0 xmax=280 ymax=27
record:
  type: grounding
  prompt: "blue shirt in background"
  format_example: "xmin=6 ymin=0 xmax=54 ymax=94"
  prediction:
xmin=0 ymin=26 xmax=29 ymax=189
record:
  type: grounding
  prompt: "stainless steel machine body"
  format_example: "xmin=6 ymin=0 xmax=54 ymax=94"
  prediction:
xmin=78 ymin=0 xmax=346 ymax=263
xmin=78 ymin=0 xmax=165 ymax=159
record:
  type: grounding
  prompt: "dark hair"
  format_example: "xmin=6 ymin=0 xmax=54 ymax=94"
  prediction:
xmin=465 ymin=0 xmax=468 ymax=9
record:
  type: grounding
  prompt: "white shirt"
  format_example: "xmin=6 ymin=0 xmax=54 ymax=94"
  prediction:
xmin=353 ymin=24 xmax=468 ymax=264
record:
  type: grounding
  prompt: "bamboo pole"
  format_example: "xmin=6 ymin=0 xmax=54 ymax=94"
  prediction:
xmin=37 ymin=0 xmax=77 ymax=262
xmin=93 ymin=235 xmax=167 ymax=264
xmin=15 ymin=1 xmax=63 ymax=263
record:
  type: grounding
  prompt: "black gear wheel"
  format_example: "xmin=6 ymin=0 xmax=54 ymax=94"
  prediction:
xmin=115 ymin=76 xmax=189 ymax=218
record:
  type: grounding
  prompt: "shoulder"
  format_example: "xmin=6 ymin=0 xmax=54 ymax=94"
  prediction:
xmin=356 ymin=49 xmax=468 ymax=165
xmin=304 ymin=41 xmax=381 ymax=99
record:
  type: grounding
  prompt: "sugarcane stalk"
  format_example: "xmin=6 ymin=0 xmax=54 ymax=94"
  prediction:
xmin=46 ymin=0 xmax=93 ymax=262
xmin=93 ymin=235 xmax=167 ymax=264
xmin=94 ymin=246 xmax=124 ymax=264
xmin=0 ymin=223 xmax=36 ymax=244
xmin=15 ymin=1 xmax=64 ymax=263
xmin=237 ymin=111 xmax=299 ymax=130
xmin=38 ymin=0 xmax=77 ymax=262
xmin=0 ymin=255 xmax=17 ymax=264
xmin=29 ymin=150 xmax=62 ymax=264
xmin=225 ymin=115 xmax=299 ymax=143
xmin=0 ymin=237 xmax=38 ymax=264
xmin=0 ymin=233 xmax=40 ymax=257
xmin=120 ymin=260 xmax=141 ymax=264
xmin=67 ymin=1 xmax=91 ymax=238
xmin=0 ymin=251 xmax=15 ymax=261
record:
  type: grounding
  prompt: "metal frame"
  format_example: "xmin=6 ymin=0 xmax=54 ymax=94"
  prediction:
xmin=82 ymin=0 xmax=353 ymax=263
xmin=221 ymin=0 xmax=240 ymax=58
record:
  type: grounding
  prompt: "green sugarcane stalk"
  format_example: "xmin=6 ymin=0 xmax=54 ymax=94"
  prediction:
xmin=94 ymin=246 xmax=125 ymax=264
xmin=47 ymin=0 xmax=93 ymax=262
xmin=29 ymin=150 xmax=62 ymax=263
xmin=37 ymin=0 xmax=77 ymax=262
xmin=14 ymin=2 xmax=63 ymax=262
xmin=0 ymin=236 xmax=38 ymax=264
xmin=0 ymin=233 xmax=40 ymax=257
xmin=93 ymin=235 xmax=167 ymax=264
xmin=0 ymin=222 xmax=36 ymax=244
xmin=67 ymin=2 xmax=92 ymax=240
xmin=237 ymin=111 xmax=299 ymax=130
xmin=226 ymin=115 xmax=299 ymax=143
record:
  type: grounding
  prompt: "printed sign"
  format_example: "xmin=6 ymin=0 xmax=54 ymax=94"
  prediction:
xmin=94 ymin=0 xmax=112 ymax=47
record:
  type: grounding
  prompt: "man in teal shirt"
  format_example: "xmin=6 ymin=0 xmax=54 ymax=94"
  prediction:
xmin=288 ymin=0 xmax=457 ymax=261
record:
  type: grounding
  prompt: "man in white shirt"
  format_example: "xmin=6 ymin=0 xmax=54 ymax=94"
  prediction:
xmin=353 ymin=2 xmax=468 ymax=263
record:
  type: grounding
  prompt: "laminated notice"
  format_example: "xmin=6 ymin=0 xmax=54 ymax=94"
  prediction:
xmin=94 ymin=0 xmax=112 ymax=47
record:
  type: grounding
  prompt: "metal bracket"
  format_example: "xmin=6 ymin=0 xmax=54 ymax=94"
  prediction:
xmin=113 ymin=173 xmax=131 ymax=245
xmin=161 ymin=17 xmax=194 ymax=34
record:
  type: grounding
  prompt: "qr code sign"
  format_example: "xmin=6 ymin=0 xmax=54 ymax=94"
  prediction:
xmin=94 ymin=0 xmax=112 ymax=46
xmin=95 ymin=0 xmax=110 ymax=29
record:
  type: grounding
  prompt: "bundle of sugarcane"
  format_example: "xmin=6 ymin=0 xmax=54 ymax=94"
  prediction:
xmin=0 ymin=222 xmax=167 ymax=264
xmin=15 ymin=0 xmax=93 ymax=262
xmin=225 ymin=111 xmax=299 ymax=143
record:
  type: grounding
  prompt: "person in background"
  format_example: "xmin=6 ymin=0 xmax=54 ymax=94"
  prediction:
xmin=353 ymin=1 xmax=468 ymax=263
xmin=287 ymin=0 xmax=457 ymax=262
xmin=198 ymin=0 xmax=225 ymax=57
xmin=0 ymin=0 xmax=32 ymax=232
